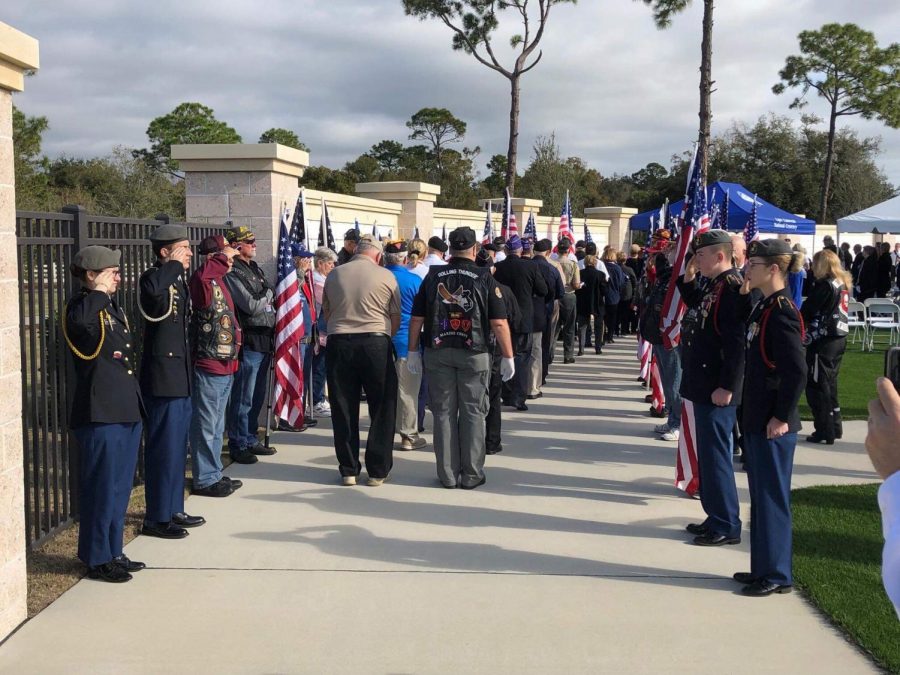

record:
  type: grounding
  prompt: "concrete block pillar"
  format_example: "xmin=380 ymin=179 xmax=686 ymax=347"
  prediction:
xmin=0 ymin=20 xmax=39 ymax=641
xmin=584 ymin=207 xmax=638 ymax=252
xmin=355 ymin=182 xmax=440 ymax=240
xmin=171 ymin=143 xmax=310 ymax=275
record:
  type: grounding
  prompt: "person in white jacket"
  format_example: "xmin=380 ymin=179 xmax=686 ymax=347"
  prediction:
xmin=866 ymin=377 xmax=900 ymax=618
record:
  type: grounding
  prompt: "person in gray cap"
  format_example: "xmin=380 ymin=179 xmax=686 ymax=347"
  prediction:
xmin=224 ymin=225 xmax=277 ymax=464
xmin=63 ymin=245 xmax=144 ymax=582
xmin=138 ymin=224 xmax=204 ymax=539
xmin=407 ymin=226 xmax=515 ymax=489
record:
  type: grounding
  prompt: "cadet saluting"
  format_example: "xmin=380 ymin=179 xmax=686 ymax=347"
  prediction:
xmin=63 ymin=246 xmax=145 ymax=583
xmin=734 ymin=239 xmax=807 ymax=596
xmin=139 ymin=225 xmax=205 ymax=539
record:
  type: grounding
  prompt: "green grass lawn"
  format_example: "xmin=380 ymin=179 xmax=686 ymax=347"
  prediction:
xmin=792 ymin=484 xmax=900 ymax=673
xmin=799 ymin=339 xmax=891 ymax=421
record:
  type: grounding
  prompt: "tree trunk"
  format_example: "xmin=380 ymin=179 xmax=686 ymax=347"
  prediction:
xmin=820 ymin=106 xmax=838 ymax=223
xmin=698 ymin=0 xmax=714 ymax=175
xmin=505 ymin=74 xmax=520 ymax=194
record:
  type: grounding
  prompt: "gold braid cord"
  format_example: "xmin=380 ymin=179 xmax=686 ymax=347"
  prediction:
xmin=138 ymin=285 xmax=176 ymax=322
xmin=62 ymin=308 xmax=108 ymax=361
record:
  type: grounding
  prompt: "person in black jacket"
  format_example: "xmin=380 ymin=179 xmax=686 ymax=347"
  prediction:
xmin=734 ymin=239 xmax=807 ymax=597
xmin=63 ymin=246 xmax=144 ymax=583
xmin=576 ymin=251 xmax=607 ymax=355
xmin=801 ymin=250 xmax=851 ymax=444
xmin=876 ymin=241 xmax=895 ymax=297
xmin=677 ymin=230 xmax=745 ymax=546
xmin=617 ymin=250 xmax=638 ymax=336
xmin=857 ymin=245 xmax=878 ymax=300
xmin=494 ymin=235 xmax=548 ymax=410
xmin=138 ymin=225 xmax=204 ymax=540
xmin=601 ymin=249 xmax=624 ymax=344
xmin=850 ymin=244 xmax=864 ymax=291
xmin=531 ymin=239 xmax=564 ymax=396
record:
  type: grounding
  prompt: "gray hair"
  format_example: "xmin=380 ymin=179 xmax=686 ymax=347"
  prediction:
xmin=314 ymin=247 xmax=337 ymax=267
xmin=383 ymin=251 xmax=407 ymax=266
xmin=356 ymin=240 xmax=381 ymax=256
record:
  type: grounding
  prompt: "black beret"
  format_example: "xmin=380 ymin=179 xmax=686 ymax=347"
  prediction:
xmin=199 ymin=234 xmax=227 ymax=255
xmin=72 ymin=245 xmax=120 ymax=272
xmin=448 ymin=227 xmax=477 ymax=251
xmin=475 ymin=248 xmax=493 ymax=267
xmin=428 ymin=236 xmax=449 ymax=253
xmin=344 ymin=229 xmax=360 ymax=242
xmin=692 ymin=229 xmax=732 ymax=251
xmin=748 ymin=238 xmax=793 ymax=258
xmin=482 ymin=242 xmax=499 ymax=252
xmin=383 ymin=240 xmax=408 ymax=254
xmin=149 ymin=224 xmax=189 ymax=244
xmin=492 ymin=236 xmax=506 ymax=247
xmin=534 ymin=239 xmax=552 ymax=253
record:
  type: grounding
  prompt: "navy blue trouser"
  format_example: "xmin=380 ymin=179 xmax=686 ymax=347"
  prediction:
xmin=74 ymin=422 xmax=141 ymax=567
xmin=143 ymin=394 xmax=191 ymax=524
xmin=744 ymin=431 xmax=797 ymax=586
xmin=693 ymin=401 xmax=741 ymax=538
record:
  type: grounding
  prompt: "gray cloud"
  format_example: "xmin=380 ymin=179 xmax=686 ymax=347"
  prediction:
xmin=6 ymin=0 xmax=899 ymax=189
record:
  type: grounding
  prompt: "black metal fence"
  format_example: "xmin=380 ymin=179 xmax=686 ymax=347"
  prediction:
xmin=16 ymin=206 xmax=218 ymax=548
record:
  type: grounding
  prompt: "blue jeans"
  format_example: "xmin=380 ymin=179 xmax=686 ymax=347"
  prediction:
xmin=653 ymin=344 xmax=682 ymax=430
xmin=190 ymin=370 xmax=233 ymax=489
xmin=304 ymin=345 xmax=327 ymax=405
xmin=693 ymin=401 xmax=741 ymax=538
xmin=227 ymin=349 xmax=270 ymax=450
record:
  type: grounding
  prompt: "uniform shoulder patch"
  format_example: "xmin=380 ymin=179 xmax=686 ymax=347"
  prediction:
xmin=495 ymin=286 xmax=503 ymax=299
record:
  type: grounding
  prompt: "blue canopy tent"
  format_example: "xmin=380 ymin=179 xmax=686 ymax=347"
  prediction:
xmin=629 ymin=181 xmax=816 ymax=235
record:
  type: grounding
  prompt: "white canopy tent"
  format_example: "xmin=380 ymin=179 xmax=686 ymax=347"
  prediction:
xmin=837 ymin=194 xmax=900 ymax=234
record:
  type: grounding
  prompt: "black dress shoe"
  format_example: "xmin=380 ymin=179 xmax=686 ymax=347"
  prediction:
xmin=461 ymin=476 xmax=487 ymax=490
xmin=192 ymin=479 xmax=235 ymax=497
xmin=223 ymin=476 xmax=243 ymax=490
xmin=141 ymin=521 xmax=188 ymax=539
xmin=230 ymin=448 xmax=259 ymax=464
xmin=486 ymin=446 xmax=503 ymax=455
xmin=249 ymin=442 xmax=277 ymax=456
xmin=577 ymin=349 xmax=584 ymax=356
xmin=693 ymin=532 xmax=741 ymax=547
xmin=741 ymin=579 xmax=792 ymax=596
xmin=644 ymin=394 xmax=654 ymax=403
xmin=685 ymin=523 xmax=709 ymax=536
xmin=526 ymin=393 xmax=543 ymax=400
xmin=112 ymin=555 xmax=146 ymax=572
xmin=172 ymin=512 xmax=206 ymax=528
xmin=564 ymin=357 xmax=575 ymax=364
xmin=805 ymin=434 xmax=834 ymax=445
xmin=88 ymin=562 xmax=132 ymax=583
xmin=515 ymin=402 xmax=529 ymax=411
xmin=649 ymin=407 xmax=667 ymax=418
xmin=732 ymin=572 xmax=756 ymax=584
xmin=594 ymin=348 xmax=602 ymax=355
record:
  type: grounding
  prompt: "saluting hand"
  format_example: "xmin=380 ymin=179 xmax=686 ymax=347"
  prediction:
xmin=93 ymin=268 xmax=117 ymax=294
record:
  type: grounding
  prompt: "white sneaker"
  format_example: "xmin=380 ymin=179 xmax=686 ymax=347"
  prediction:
xmin=660 ymin=429 xmax=680 ymax=442
xmin=313 ymin=402 xmax=331 ymax=417
xmin=342 ymin=475 xmax=356 ymax=486
xmin=654 ymin=423 xmax=670 ymax=434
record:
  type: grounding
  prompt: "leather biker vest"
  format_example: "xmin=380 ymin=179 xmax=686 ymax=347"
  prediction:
xmin=424 ymin=263 xmax=492 ymax=352
xmin=191 ymin=279 xmax=239 ymax=361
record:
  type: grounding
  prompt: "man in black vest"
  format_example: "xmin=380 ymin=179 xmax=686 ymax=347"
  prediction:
xmin=224 ymin=226 xmax=277 ymax=464
xmin=494 ymin=235 xmax=548 ymax=410
xmin=139 ymin=224 xmax=205 ymax=539
xmin=408 ymin=227 xmax=515 ymax=489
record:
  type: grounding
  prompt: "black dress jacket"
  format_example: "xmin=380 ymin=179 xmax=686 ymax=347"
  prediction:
xmin=493 ymin=254 xmax=548 ymax=335
xmin=65 ymin=289 xmax=143 ymax=428
xmin=532 ymin=256 xmax=564 ymax=333
xmin=139 ymin=260 xmax=192 ymax=398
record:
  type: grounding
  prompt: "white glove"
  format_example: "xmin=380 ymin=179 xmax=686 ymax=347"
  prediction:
xmin=500 ymin=357 xmax=516 ymax=382
xmin=407 ymin=351 xmax=423 ymax=375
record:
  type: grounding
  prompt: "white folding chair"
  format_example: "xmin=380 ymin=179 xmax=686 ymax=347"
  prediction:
xmin=864 ymin=298 xmax=900 ymax=351
xmin=847 ymin=300 xmax=867 ymax=349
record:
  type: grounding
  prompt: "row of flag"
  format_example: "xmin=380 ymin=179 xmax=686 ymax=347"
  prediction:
xmin=482 ymin=188 xmax=594 ymax=246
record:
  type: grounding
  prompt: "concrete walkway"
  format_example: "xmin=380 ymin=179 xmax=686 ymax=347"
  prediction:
xmin=0 ymin=338 xmax=881 ymax=674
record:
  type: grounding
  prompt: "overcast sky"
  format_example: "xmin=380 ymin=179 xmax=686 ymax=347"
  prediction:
xmin=5 ymin=0 xmax=900 ymax=187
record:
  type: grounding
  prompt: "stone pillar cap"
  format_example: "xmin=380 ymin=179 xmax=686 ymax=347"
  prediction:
xmin=356 ymin=182 xmax=441 ymax=203
xmin=171 ymin=143 xmax=309 ymax=177
xmin=584 ymin=206 xmax=639 ymax=217
xmin=0 ymin=22 xmax=40 ymax=92
xmin=479 ymin=197 xmax=543 ymax=209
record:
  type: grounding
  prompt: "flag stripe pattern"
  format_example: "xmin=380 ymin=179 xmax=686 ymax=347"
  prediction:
xmin=524 ymin=211 xmax=537 ymax=240
xmin=676 ymin=400 xmax=700 ymax=496
xmin=482 ymin=206 xmax=493 ymax=244
xmin=274 ymin=207 xmax=306 ymax=427
xmin=743 ymin=194 xmax=760 ymax=243
xmin=650 ymin=356 xmax=665 ymax=414
xmin=558 ymin=190 xmax=573 ymax=242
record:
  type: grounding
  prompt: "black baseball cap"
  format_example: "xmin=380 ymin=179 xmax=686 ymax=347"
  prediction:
xmin=449 ymin=227 xmax=477 ymax=251
xmin=428 ymin=236 xmax=449 ymax=253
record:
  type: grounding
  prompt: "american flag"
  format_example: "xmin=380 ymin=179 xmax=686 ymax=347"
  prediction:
xmin=743 ymin=194 xmax=760 ymax=243
xmin=708 ymin=187 xmax=721 ymax=230
xmin=371 ymin=222 xmax=377 ymax=238
xmin=502 ymin=187 xmax=518 ymax=238
xmin=558 ymin=190 xmax=573 ymax=242
xmin=676 ymin=400 xmax=700 ymax=496
xmin=290 ymin=191 xmax=308 ymax=251
xmin=413 ymin=226 xmax=420 ymax=240
xmin=273 ymin=207 xmax=306 ymax=428
xmin=318 ymin=199 xmax=336 ymax=251
xmin=524 ymin=211 xmax=537 ymax=240
xmin=355 ymin=218 xmax=361 ymax=234
xmin=659 ymin=143 xmax=710 ymax=351
xmin=583 ymin=219 xmax=594 ymax=244
xmin=482 ymin=205 xmax=493 ymax=244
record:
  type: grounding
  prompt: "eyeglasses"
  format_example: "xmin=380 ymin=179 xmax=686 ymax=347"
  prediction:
xmin=243 ymin=239 xmax=256 ymax=246
xmin=748 ymin=262 xmax=772 ymax=268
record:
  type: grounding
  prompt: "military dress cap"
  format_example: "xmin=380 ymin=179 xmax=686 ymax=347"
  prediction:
xmin=149 ymin=223 xmax=188 ymax=244
xmin=358 ymin=233 xmax=383 ymax=252
xmin=521 ymin=237 xmax=534 ymax=251
xmin=534 ymin=238 xmax=552 ymax=253
xmin=428 ymin=235 xmax=449 ymax=253
xmin=199 ymin=234 xmax=228 ymax=255
xmin=748 ymin=238 xmax=793 ymax=258
xmin=290 ymin=243 xmax=314 ymax=258
xmin=449 ymin=226 xmax=477 ymax=251
xmin=383 ymin=240 xmax=408 ymax=254
xmin=72 ymin=245 xmax=121 ymax=272
xmin=344 ymin=229 xmax=360 ymax=242
xmin=506 ymin=235 xmax=524 ymax=251
xmin=692 ymin=229 xmax=732 ymax=251
xmin=225 ymin=225 xmax=255 ymax=244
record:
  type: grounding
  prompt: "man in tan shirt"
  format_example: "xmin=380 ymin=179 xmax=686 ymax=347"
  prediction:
xmin=322 ymin=235 xmax=401 ymax=486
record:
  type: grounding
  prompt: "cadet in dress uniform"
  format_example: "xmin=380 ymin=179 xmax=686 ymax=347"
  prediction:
xmin=734 ymin=239 xmax=807 ymax=596
xmin=139 ymin=224 xmax=205 ymax=539
xmin=677 ymin=230 xmax=746 ymax=546
xmin=64 ymin=246 xmax=145 ymax=583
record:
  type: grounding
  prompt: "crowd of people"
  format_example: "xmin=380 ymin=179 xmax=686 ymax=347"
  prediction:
xmin=61 ymin=220 xmax=897 ymax=612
